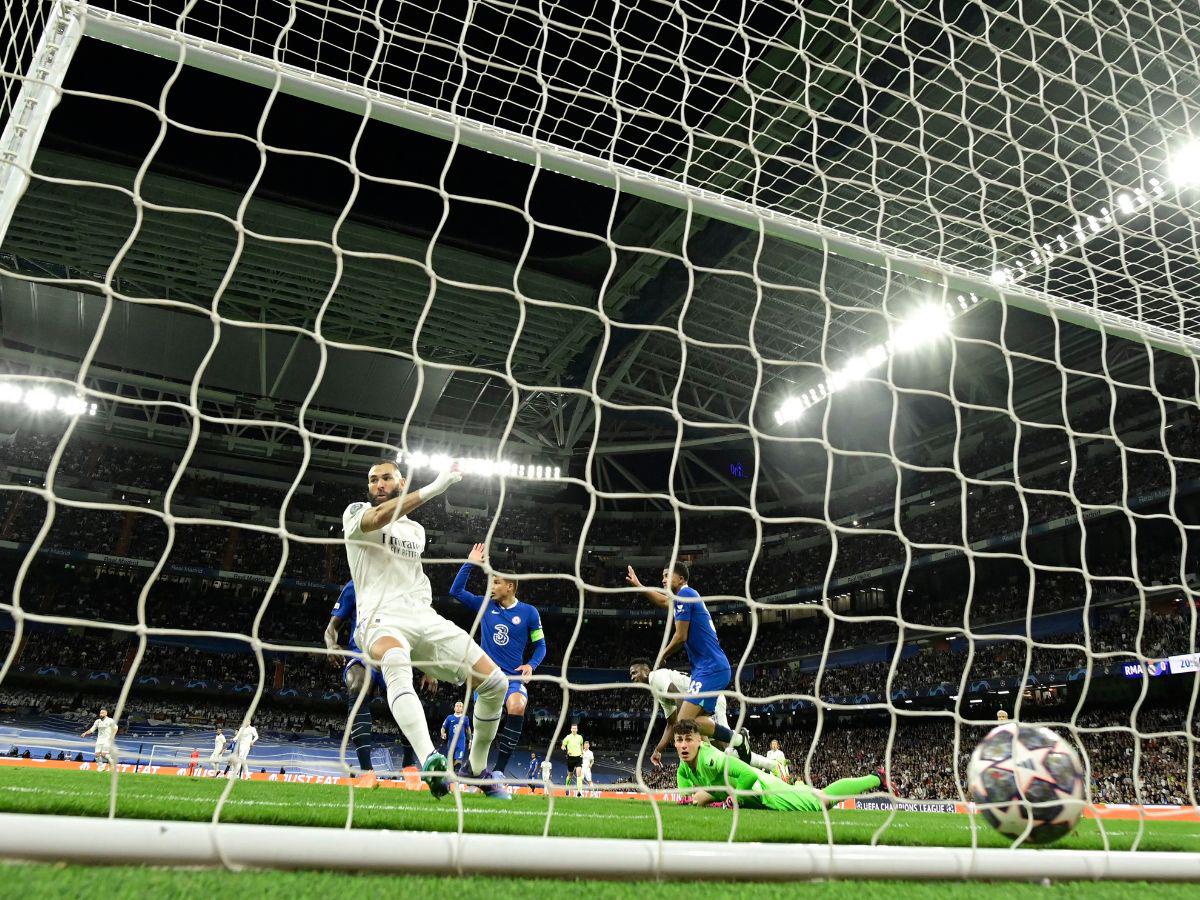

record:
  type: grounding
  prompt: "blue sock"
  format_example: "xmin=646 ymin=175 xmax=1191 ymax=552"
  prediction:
xmin=349 ymin=702 xmax=373 ymax=771
xmin=493 ymin=713 xmax=524 ymax=774
xmin=711 ymin=724 xmax=735 ymax=745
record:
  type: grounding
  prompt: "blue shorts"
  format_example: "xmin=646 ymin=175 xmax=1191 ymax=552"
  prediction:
xmin=343 ymin=658 xmax=386 ymax=694
xmin=683 ymin=666 xmax=731 ymax=715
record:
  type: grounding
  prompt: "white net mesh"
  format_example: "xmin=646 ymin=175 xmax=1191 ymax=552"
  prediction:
xmin=0 ymin=0 xmax=1199 ymax=876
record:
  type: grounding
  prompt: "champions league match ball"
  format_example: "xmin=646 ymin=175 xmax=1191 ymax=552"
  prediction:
xmin=966 ymin=723 xmax=1086 ymax=845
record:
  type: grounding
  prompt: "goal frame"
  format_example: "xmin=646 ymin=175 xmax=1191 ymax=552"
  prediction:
xmin=2 ymin=812 xmax=1200 ymax=882
xmin=2 ymin=1 xmax=1196 ymax=358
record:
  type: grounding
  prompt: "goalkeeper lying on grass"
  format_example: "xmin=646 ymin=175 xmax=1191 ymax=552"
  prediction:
xmin=673 ymin=718 xmax=892 ymax=811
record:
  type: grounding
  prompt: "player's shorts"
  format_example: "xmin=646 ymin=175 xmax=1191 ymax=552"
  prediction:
xmin=683 ymin=665 xmax=731 ymax=715
xmin=581 ymin=767 xmax=592 ymax=782
xmin=355 ymin=607 xmax=484 ymax=685
xmin=95 ymin=741 xmax=114 ymax=757
xmin=451 ymin=744 xmax=468 ymax=762
xmin=567 ymin=754 xmax=583 ymax=771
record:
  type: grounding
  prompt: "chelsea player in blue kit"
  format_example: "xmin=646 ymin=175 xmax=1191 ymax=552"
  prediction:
xmin=325 ymin=580 xmax=433 ymax=786
xmin=440 ymin=700 xmax=471 ymax=766
xmin=625 ymin=560 xmax=752 ymax=762
xmin=450 ymin=542 xmax=547 ymax=777
xmin=324 ymin=580 xmax=385 ymax=787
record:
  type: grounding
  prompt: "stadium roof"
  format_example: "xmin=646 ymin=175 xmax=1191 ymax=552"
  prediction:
xmin=1 ymin=0 xmax=1196 ymax=506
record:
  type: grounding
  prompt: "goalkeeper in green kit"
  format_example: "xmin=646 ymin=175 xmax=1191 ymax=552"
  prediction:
xmin=673 ymin=719 xmax=891 ymax=810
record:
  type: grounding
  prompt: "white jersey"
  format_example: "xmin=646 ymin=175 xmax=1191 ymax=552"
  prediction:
xmin=233 ymin=726 xmax=258 ymax=752
xmin=211 ymin=733 xmax=227 ymax=756
xmin=766 ymin=748 xmax=789 ymax=778
xmin=541 ymin=760 xmax=553 ymax=780
xmin=581 ymin=749 xmax=594 ymax=771
xmin=648 ymin=668 xmax=728 ymax=727
xmin=91 ymin=716 xmax=117 ymax=745
xmin=343 ymin=502 xmax=433 ymax=625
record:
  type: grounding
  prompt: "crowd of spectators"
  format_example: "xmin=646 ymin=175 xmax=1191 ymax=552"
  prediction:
xmin=4 ymin=385 xmax=1200 ymax=605
xmin=3 ymin=361 xmax=1199 ymax=804
xmin=1 ymin=677 xmax=1193 ymax=805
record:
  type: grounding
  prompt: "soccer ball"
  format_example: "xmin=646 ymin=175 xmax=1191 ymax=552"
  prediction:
xmin=966 ymin=723 xmax=1085 ymax=845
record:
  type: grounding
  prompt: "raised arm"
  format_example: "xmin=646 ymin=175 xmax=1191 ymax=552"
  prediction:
xmin=625 ymin=566 xmax=670 ymax=608
xmin=359 ymin=465 xmax=461 ymax=534
xmin=449 ymin=544 xmax=488 ymax=612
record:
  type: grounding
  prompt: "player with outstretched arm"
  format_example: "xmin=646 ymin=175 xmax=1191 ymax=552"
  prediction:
xmin=342 ymin=458 xmax=511 ymax=799
xmin=449 ymin=542 xmax=546 ymax=778
xmin=325 ymin=578 xmax=437 ymax=788
xmin=625 ymin=561 xmax=752 ymax=761
xmin=673 ymin=719 xmax=891 ymax=810
xmin=629 ymin=659 xmax=775 ymax=772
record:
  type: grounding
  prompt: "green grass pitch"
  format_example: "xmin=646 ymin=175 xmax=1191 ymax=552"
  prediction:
xmin=2 ymin=767 xmax=1197 ymax=897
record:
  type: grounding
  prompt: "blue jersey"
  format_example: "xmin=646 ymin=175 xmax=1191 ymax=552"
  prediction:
xmin=330 ymin=581 xmax=385 ymax=690
xmin=442 ymin=713 xmax=470 ymax=756
xmin=449 ymin=564 xmax=547 ymax=676
xmin=673 ymin=585 xmax=729 ymax=673
xmin=331 ymin=581 xmax=360 ymax=652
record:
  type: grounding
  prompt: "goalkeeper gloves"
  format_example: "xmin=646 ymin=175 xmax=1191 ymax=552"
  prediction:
xmin=421 ymin=467 xmax=463 ymax=500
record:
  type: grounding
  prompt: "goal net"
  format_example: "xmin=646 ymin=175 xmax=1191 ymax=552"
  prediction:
xmin=0 ymin=0 xmax=1198 ymax=882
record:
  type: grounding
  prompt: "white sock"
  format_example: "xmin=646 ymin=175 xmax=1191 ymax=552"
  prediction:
xmin=380 ymin=646 xmax=435 ymax=763
xmin=469 ymin=669 xmax=507 ymax=775
xmin=749 ymin=752 xmax=774 ymax=772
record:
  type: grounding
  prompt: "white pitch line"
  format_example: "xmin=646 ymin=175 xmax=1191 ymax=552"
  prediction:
xmin=0 ymin=784 xmax=1196 ymax=841
xmin=0 ymin=784 xmax=637 ymax=820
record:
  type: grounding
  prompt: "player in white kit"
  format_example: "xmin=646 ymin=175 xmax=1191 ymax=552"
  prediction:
xmin=766 ymin=738 xmax=790 ymax=782
xmin=629 ymin=660 xmax=776 ymax=772
xmin=581 ymin=741 xmax=595 ymax=795
xmin=342 ymin=459 xmax=511 ymax=800
xmin=540 ymin=758 xmax=554 ymax=786
xmin=208 ymin=729 xmax=228 ymax=771
xmin=227 ymin=723 xmax=258 ymax=780
xmin=80 ymin=708 xmax=118 ymax=770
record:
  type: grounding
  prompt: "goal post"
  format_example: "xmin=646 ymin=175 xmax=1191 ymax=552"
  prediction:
xmin=4 ymin=811 xmax=1200 ymax=882
xmin=0 ymin=1 xmax=83 ymax=242
xmin=1 ymin=0 xmax=1199 ymax=885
